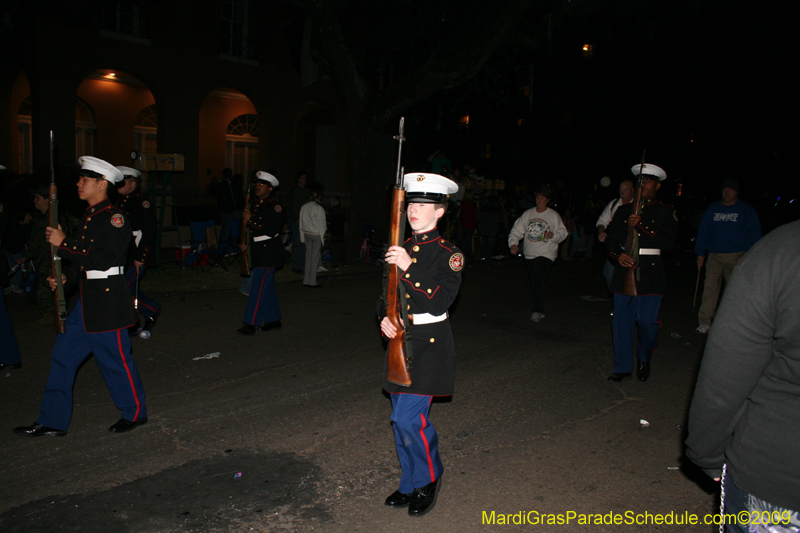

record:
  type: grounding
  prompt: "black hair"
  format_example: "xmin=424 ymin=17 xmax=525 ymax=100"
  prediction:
xmin=79 ymin=169 xmax=104 ymax=180
xmin=534 ymin=185 xmax=553 ymax=199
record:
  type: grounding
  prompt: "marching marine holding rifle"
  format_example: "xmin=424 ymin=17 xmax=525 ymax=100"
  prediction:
xmin=237 ymin=171 xmax=284 ymax=336
xmin=604 ymin=162 xmax=677 ymax=382
xmin=380 ymin=172 xmax=463 ymax=517
xmin=116 ymin=165 xmax=161 ymax=333
xmin=13 ymin=156 xmax=147 ymax=437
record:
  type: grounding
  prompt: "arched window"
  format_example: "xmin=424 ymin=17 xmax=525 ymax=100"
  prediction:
xmin=226 ymin=114 xmax=259 ymax=137
xmin=134 ymin=104 xmax=158 ymax=154
xmin=226 ymin=114 xmax=259 ymax=177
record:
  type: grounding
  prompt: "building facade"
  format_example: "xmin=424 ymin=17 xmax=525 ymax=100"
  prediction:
xmin=0 ymin=0 xmax=347 ymax=193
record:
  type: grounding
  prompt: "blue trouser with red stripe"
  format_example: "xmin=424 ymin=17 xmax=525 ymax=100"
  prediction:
xmin=125 ymin=266 xmax=160 ymax=320
xmin=391 ymin=393 xmax=443 ymax=494
xmin=242 ymin=267 xmax=281 ymax=325
xmin=612 ymin=293 xmax=662 ymax=374
xmin=37 ymin=299 xmax=147 ymax=431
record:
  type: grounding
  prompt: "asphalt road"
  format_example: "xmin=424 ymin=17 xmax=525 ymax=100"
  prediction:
xmin=0 ymin=253 xmax=721 ymax=532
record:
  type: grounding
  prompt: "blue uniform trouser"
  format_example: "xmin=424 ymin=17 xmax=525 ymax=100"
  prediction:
xmin=391 ymin=393 xmax=443 ymax=494
xmin=0 ymin=289 xmax=22 ymax=365
xmin=125 ymin=267 xmax=160 ymax=320
xmin=37 ymin=299 xmax=147 ymax=430
xmin=612 ymin=293 xmax=662 ymax=374
xmin=242 ymin=267 xmax=280 ymax=325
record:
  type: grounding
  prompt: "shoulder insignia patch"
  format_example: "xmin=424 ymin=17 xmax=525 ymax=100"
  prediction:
xmin=449 ymin=253 xmax=464 ymax=272
xmin=142 ymin=200 xmax=150 ymax=209
xmin=673 ymin=210 xmax=678 ymax=221
xmin=275 ymin=204 xmax=282 ymax=212
xmin=110 ymin=213 xmax=125 ymax=228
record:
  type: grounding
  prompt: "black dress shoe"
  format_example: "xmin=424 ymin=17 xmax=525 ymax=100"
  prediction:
xmin=637 ymin=361 xmax=651 ymax=381
xmin=607 ymin=372 xmax=632 ymax=382
xmin=384 ymin=490 xmax=412 ymax=508
xmin=292 ymin=268 xmax=304 ymax=274
xmin=258 ymin=321 xmax=282 ymax=332
xmin=143 ymin=309 xmax=161 ymax=332
xmin=237 ymin=324 xmax=256 ymax=336
xmin=408 ymin=478 xmax=441 ymax=517
xmin=0 ymin=362 xmax=22 ymax=370
xmin=303 ymin=284 xmax=322 ymax=289
xmin=109 ymin=418 xmax=147 ymax=433
xmin=13 ymin=423 xmax=67 ymax=437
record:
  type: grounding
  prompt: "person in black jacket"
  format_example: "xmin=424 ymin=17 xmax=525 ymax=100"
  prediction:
xmin=237 ymin=171 xmax=285 ymax=335
xmin=685 ymin=221 xmax=800 ymax=530
xmin=116 ymin=166 xmax=161 ymax=332
xmin=380 ymin=172 xmax=463 ymax=517
xmin=13 ymin=156 xmax=147 ymax=437
xmin=604 ymin=163 xmax=677 ymax=382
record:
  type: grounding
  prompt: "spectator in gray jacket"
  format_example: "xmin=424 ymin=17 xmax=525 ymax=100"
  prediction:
xmin=685 ymin=220 xmax=800 ymax=530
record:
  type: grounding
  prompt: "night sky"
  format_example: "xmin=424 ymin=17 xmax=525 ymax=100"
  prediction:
xmin=397 ymin=0 xmax=795 ymax=224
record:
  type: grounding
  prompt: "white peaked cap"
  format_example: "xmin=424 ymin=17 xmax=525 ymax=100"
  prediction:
xmin=403 ymin=173 xmax=458 ymax=203
xmin=256 ymin=171 xmax=279 ymax=187
xmin=117 ymin=166 xmax=142 ymax=179
xmin=78 ymin=156 xmax=124 ymax=183
xmin=631 ymin=163 xmax=667 ymax=181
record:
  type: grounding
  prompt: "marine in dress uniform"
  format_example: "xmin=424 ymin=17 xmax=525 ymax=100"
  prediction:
xmin=381 ymin=173 xmax=463 ymax=517
xmin=13 ymin=156 xmax=147 ymax=437
xmin=116 ymin=166 xmax=161 ymax=332
xmin=237 ymin=171 xmax=285 ymax=336
xmin=604 ymin=163 xmax=677 ymax=382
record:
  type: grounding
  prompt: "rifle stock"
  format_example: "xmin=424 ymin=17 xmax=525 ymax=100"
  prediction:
xmin=239 ymin=187 xmax=251 ymax=277
xmin=622 ymin=151 xmax=647 ymax=296
xmin=49 ymin=131 xmax=67 ymax=333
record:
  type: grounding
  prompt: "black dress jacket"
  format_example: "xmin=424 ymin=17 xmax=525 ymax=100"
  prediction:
xmin=383 ymin=228 xmax=463 ymax=396
xmin=57 ymin=199 xmax=137 ymax=332
xmin=605 ymin=197 xmax=678 ymax=296
xmin=117 ymin=192 xmax=157 ymax=267
xmin=247 ymin=197 xmax=285 ymax=268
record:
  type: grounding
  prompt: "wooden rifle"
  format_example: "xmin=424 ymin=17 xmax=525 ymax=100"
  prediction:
xmin=239 ymin=183 xmax=252 ymax=277
xmin=384 ymin=117 xmax=412 ymax=387
xmin=49 ymin=131 xmax=67 ymax=333
xmin=622 ymin=150 xmax=647 ymax=296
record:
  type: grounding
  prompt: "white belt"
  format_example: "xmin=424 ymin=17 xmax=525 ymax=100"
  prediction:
xmin=410 ymin=312 xmax=448 ymax=325
xmin=253 ymin=235 xmax=274 ymax=242
xmin=132 ymin=230 xmax=142 ymax=247
xmin=85 ymin=266 xmax=124 ymax=279
xmin=639 ymin=248 xmax=661 ymax=256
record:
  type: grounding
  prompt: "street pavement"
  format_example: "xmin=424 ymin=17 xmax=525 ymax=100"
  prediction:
xmin=0 ymin=253 xmax=721 ymax=532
